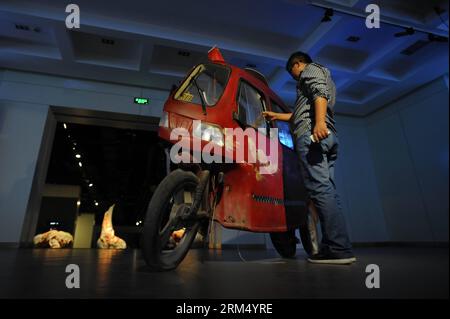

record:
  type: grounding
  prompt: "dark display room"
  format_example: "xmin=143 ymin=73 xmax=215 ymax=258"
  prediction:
xmin=0 ymin=0 xmax=448 ymax=313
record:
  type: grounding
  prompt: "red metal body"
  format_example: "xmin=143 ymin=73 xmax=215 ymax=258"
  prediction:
xmin=158 ymin=49 xmax=308 ymax=233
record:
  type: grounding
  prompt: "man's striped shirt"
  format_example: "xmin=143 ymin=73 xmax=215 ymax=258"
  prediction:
xmin=290 ymin=62 xmax=337 ymax=139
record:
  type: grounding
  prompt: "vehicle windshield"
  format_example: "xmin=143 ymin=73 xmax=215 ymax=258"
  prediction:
xmin=174 ymin=63 xmax=230 ymax=106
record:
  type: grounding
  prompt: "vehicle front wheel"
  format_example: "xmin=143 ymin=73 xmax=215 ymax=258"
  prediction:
xmin=142 ymin=169 xmax=201 ymax=271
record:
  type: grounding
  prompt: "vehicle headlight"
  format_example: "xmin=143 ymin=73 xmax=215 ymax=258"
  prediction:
xmin=159 ymin=111 xmax=169 ymax=128
xmin=193 ymin=121 xmax=224 ymax=147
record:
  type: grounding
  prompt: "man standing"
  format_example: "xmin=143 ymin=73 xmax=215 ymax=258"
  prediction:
xmin=263 ymin=52 xmax=356 ymax=264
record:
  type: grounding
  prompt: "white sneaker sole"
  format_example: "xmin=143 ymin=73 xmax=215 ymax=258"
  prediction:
xmin=307 ymin=257 xmax=357 ymax=265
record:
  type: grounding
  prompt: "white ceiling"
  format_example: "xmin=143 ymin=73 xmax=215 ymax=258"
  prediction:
xmin=0 ymin=0 xmax=448 ymax=116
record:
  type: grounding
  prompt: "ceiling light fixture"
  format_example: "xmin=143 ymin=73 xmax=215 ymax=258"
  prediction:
xmin=346 ymin=36 xmax=361 ymax=42
xmin=321 ymin=8 xmax=333 ymax=22
xmin=310 ymin=2 xmax=448 ymax=40
xmin=101 ymin=38 xmax=115 ymax=45
xmin=428 ymin=33 xmax=448 ymax=42
xmin=15 ymin=24 xmax=30 ymax=31
xmin=394 ymin=27 xmax=415 ymax=37
xmin=178 ymin=50 xmax=191 ymax=57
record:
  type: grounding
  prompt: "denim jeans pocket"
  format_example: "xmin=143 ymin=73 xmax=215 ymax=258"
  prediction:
xmin=319 ymin=131 xmax=335 ymax=153
xmin=295 ymin=133 xmax=312 ymax=151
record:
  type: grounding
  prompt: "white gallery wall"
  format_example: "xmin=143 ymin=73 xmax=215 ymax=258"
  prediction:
xmin=0 ymin=68 xmax=448 ymax=245
xmin=365 ymin=76 xmax=449 ymax=242
xmin=333 ymin=115 xmax=389 ymax=242
xmin=0 ymin=99 xmax=48 ymax=243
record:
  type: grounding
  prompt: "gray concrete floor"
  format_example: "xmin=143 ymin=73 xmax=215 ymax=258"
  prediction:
xmin=0 ymin=247 xmax=448 ymax=299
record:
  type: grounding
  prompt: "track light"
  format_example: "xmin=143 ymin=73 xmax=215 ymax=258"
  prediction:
xmin=321 ymin=8 xmax=333 ymax=22
xmin=394 ymin=27 xmax=415 ymax=37
xmin=311 ymin=3 xmax=448 ymax=41
xmin=428 ymin=33 xmax=448 ymax=42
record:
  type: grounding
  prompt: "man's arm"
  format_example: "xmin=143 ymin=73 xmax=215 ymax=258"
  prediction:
xmin=262 ymin=111 xmax=292 ymax=122
xmin=303 ymin=64 xmax=331 ymax=142
xmin=313 ymin=97 xmax=329 ymax=142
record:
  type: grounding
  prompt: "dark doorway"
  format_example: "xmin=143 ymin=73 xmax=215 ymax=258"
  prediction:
xmin=28 ymin=109 xmax=167 ymax=248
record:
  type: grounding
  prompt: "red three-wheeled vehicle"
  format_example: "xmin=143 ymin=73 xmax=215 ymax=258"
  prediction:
xmin=142 ymin=47 xmax=319 ymax=271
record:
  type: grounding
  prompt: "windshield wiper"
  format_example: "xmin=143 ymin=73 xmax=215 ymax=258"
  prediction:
xmin=192 ymin=77 xmax=207 ymax=115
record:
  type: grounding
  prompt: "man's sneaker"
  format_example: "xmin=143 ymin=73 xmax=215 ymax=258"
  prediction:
xmin=307 ymin=253 xmax=356 ymax=265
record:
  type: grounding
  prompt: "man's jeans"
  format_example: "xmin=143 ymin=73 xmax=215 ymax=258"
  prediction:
xmin=294 ymin=131 xmax=354 ymax=258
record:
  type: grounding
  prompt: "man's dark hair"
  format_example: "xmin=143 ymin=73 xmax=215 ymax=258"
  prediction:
xmin=286 ymin=51 xmax=313 ymax=72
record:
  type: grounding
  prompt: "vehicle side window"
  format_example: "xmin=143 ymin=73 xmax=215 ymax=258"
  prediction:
xmin=238 ymin=81 xmax=266 ymax=130
xmin=271 ymin=100 xmax=294 ymax=150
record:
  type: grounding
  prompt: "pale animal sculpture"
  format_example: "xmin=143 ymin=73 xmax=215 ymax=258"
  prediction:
xmin=33 ymin=230 xmax=73 ymax=248
xmin=97 ymin=204 xmax=127 ymax=249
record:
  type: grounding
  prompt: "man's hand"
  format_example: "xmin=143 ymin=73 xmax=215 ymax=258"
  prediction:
xmin=313 ymin=121 xmax=330 ymax=142
xmin=262 ymin=111 xmax=292 ymax=122
xmin=262 ymin=111 xmax=278 ymax=121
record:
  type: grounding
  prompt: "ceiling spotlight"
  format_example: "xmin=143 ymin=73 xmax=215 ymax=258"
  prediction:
xmin=394 ymin=27 xmax=415 ymax=37
xmin=75 ymin=154 xmax=81 ymax=158
xmin=88 ymin=183 xmax=93 ymax=187
xmin=95 ymin=202 xmax=99 ymax=206
xmin=63 ymin=123 xmax=67 ymax=129
xmin=77 ymin=200 xmax=81 ymax=206
xmin=346 ymin=36 xmax=361 ymax=42
xmin=428 ymin=33 xmax=448 ymax=42
xmin=72 ymin=147 xmax=76 ymax=151
xmin=136 ymin=222 xmax=139 ymax=226
xmin=321 ymin=8 xmax=333 ymax=23
xmin=78 ymin=162 xmax=82 ymax=167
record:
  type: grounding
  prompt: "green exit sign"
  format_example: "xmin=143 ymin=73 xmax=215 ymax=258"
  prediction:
xmin=134 ymin=97 xmax=149 ymax=105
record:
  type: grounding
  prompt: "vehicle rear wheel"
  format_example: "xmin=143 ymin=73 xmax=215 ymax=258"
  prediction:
xmin=270 ymin=229 xmax=297 ymax=258
xmin=299 ymin=202 xmax=320 ymax=257
xmin=142 ymin=169 xmax=201 ymax=271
